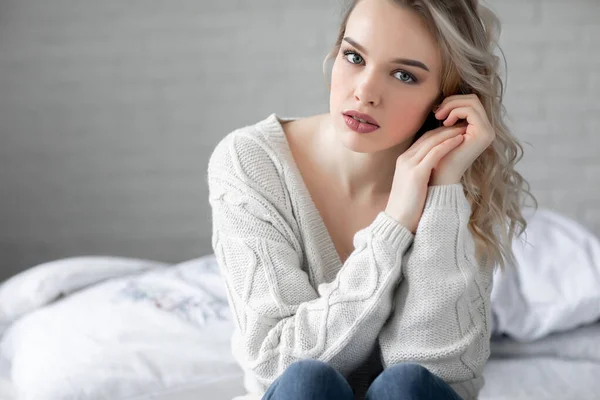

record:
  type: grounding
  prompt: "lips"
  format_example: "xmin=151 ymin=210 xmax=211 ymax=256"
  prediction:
xmin=343 ymin=110 xmax=379 ymax=127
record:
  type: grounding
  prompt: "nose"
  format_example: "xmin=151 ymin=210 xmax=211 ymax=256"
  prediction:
xmin=353 ymin=70 xmax=381 ymax=107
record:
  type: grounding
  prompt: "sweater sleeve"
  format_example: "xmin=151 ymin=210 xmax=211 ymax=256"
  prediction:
xmin=378 ymin=184 xmax=494 ymax=399
xmin=207 ymin=132 xmax=414 ymax=390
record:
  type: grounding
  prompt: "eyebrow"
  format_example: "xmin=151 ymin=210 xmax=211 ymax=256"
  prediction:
xmin=342 ymin=37 xmax=430 ymax=72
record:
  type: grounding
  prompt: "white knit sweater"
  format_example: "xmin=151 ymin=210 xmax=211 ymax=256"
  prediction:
xmin=207 ymin=113 xmax=494 ymax=400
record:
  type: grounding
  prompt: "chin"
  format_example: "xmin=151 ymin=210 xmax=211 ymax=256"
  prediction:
xmin=331 ymin=120 xmax=376 ymax=154
xmin=338 ymin=129 xmax=381 ymax=153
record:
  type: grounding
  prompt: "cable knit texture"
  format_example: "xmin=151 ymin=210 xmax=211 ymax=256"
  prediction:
xmin=207 ymin=113 xmax=494 ymax=400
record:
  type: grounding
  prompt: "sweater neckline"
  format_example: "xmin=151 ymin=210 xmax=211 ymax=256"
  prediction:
xmin=260 ymin=113 xmax=344 ymax=280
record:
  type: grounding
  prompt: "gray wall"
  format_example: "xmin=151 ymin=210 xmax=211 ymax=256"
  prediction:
xmin=0 ymin=0 xmax=598 ymax=282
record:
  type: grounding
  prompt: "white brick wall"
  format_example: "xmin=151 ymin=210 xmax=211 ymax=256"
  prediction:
xmin=487 ymin=0 xmax=600 ymax=230
xmin=0 ymin=0 xmax=598 ymax=280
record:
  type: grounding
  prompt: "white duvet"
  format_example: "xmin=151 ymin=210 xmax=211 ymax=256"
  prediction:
xmin=0 ymin=255 xmax=244 ymax=400
xmin=0 ymin=207 xmax=599 ymax=400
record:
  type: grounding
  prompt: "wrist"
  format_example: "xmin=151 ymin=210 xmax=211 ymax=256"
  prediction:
xmin=430 ymin=179 xmax=461 ymax=186
xmin=430 ymin=172 xmax=462 ymax=186
xmin=383 ymin=208 xmax=417 ymax=234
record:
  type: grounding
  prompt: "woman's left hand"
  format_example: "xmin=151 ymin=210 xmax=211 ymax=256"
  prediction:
xmin=429 ymin=94 xmax=496 ymax=185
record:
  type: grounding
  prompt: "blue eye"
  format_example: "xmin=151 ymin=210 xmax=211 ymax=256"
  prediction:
xmin=394 ymin=71 xmax=417 ymax=84
xmin=343 ymin=50 xmax=363 ymax=65
xmin=342 ymin=49 xmax=419 ymax=85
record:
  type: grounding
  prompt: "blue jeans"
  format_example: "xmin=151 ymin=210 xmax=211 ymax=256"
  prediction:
xmin=262 ymin=359 xmax=464 ymax=400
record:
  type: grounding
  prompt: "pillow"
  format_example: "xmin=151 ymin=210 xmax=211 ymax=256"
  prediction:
xmin=0 ymin=256 xmax=168 ymax=327
xmin=491 ymin=207 xmax=600 ymax=341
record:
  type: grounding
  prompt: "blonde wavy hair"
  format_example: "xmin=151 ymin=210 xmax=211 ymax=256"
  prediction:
xmin=323 ymin=0 xmax=537 ymax=270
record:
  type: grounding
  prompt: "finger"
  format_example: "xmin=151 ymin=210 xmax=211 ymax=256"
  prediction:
xmin=442 ymin=106 xmax=481 ymax=127
xmin=408 ymin=125 xmax=446 ymax=152
xmin=412 ymin=124 xmax=466 ymax=156
xmin=412 ymin=125 xmax=466 ymax=162
xmin=419 ymin=135 xmax=464 ymax=171
xmin=435 ymin=95 xmax=484 ymax=120
xmin=435 ymin=94 xmax=480 ymax=111
xmin=410 ymin=119 xmax=466 ymax=149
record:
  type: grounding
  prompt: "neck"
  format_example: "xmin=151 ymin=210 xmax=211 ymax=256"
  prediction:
xmin=314 ymin=113 xmax=412 ymax=201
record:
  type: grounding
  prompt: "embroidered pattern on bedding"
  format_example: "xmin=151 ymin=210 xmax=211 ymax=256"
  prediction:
xmin=113 ymin=280 xmax=230 ymax=326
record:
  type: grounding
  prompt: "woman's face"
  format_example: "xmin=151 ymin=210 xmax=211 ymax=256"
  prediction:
xmin=329 ymin=0 xmax=443 ymax=153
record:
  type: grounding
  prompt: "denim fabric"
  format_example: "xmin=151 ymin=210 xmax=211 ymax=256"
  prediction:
xmin=262 ymin=359 xmax=463 ymax=400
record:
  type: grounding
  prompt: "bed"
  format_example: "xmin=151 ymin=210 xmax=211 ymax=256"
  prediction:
xmin=0 ymin=253 xmax=598 ymax=400
xmin=1 ymin=208 xmax=599 ymax=399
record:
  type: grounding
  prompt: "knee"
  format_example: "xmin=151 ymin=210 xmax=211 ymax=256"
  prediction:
xmin=276 ymin=359 xmax=352 ymax=398
xmin=367 ymin=363 xmax=435 ymax=397
xmin=285 ymin=359 xmax=336 ymax=380
xmin=388 ymin=362 xmax=432 ymax=383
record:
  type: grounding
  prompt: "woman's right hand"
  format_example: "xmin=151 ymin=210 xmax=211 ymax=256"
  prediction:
xmin=384 ymin=124 xmax=467 ymax=233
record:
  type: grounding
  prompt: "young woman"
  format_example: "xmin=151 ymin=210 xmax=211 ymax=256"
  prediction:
xmin=208 ymin=0 xmax=535 ymax=399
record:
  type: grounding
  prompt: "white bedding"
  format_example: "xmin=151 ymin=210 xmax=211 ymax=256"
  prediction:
xmin=481 ymin=323 xmax=600 ymax=400
xmin=0 ymin=355 xmax=17 ymax=400
xmin=2 ymin=299 xmax=600 ymax=400
xmin=1 ymin=252 xmax=599 ymax=400
xmin=482 ymin=357 xmax=600 ymax=400
xmin=0 ymin=254 xmax=245 ymax=400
